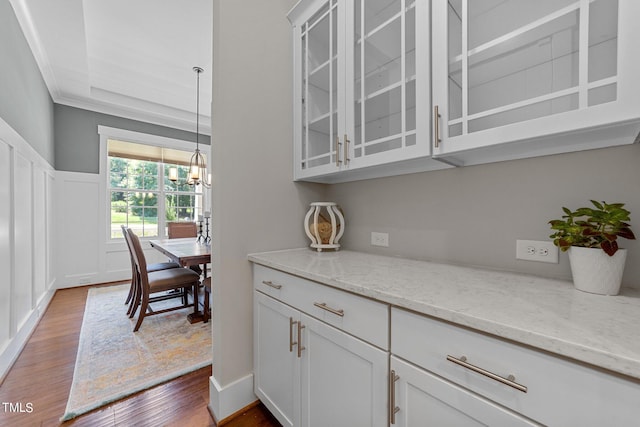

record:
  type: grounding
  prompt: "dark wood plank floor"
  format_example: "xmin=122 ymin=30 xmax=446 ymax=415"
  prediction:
xmin=0 ymin=285 xmax=280 ymax=427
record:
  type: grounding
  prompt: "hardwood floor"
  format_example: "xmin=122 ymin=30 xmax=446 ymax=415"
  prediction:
xmin=0 ymin=285 xmax=280 ymax=427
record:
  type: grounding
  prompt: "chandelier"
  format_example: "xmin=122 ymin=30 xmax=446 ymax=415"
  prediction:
xmin=169 ymin=66 xmax=210 ymax=188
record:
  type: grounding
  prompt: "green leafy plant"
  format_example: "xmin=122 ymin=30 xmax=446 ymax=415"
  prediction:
xmin=549 ymin=200 xmax=635 ymax=256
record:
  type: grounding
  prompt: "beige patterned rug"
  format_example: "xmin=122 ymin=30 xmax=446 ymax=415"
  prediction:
xmin=61 ymin=284 xmax=212 ymax=421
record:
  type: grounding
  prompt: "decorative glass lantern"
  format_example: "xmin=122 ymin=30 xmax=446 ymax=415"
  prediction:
xmin=304 ymin=202 xmax=345 ymax=252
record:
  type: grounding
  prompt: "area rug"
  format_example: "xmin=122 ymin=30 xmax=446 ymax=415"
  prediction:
xmin=61 ymin=284 xmax=212 ymax=421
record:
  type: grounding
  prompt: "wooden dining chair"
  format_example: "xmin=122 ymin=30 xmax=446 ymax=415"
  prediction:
xmin=203 ymin=276 xmax=211 ymax=323
xmin=126 ymin=228 xmax=201 ymax=331
xmin=167 ymin=221 xmax=204 ymax=277
xmin=167 ymin=221 xmax=198 ymax=238
xmin=121 ymin=225 xmax=181 ymax=316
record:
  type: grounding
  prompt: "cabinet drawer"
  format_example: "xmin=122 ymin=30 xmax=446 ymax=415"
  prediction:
xmin=253 ymin=264 xmax=389 ymax=350
xmin=391 ymin=307 xmax=640 ymax=427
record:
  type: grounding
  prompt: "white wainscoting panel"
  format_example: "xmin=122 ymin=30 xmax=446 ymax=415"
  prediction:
xmin=0 ymin=139 xmax=12 ymax=358
xmin=55 ymin=172 xmax=102 ymax=287
xmin=33 ymin=169 xmax=47 ymax=302
xmin=0 ymin=117 xmax=56 ymax=382
xmin=13 ymin=151 xmax=33 ymax=331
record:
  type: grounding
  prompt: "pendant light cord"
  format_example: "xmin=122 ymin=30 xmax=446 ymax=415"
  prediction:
xmin=194 ymin=66 xmax=202 ymax=151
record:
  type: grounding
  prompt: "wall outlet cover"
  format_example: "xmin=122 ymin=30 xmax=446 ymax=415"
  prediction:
xmin=371 ymin=232 xmax=389 ymax=247
xmin=516 ymin=240 xmax=558 ymax=263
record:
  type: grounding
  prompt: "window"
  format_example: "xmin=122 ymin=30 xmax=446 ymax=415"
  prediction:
xmin=107 ymin=138 xmax=205 ymax=239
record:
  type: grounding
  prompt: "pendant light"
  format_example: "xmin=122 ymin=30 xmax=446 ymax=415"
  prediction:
xmin=169 ymin=66 xmax=210 ymax=188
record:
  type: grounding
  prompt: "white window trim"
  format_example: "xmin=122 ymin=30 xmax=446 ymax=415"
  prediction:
xmin=99 ymin=126 xmax=209 ymax=251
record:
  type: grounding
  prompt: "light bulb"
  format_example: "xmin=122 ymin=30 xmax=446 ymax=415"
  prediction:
xmin=191 ymin=165 xmax=200 ymax=180
xmin=169 ymin=167 xmax=178 ymax=181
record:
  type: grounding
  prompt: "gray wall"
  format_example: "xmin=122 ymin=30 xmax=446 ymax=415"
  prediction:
xmin=326 ymin=143 xmax=640 ymax=289
xmin=211 ymin=0 xmax=325 ymax=393
xmin=55 ymin=104 xmax=211 ymax=174
xmin=0 ymin=0 xmax=54 ymax=165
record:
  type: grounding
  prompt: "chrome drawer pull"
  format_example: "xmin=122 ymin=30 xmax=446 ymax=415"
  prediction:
xmin=313 ymin=302 xmax=344 ymax=317
xmin=289 ymin=317 xmax=296 ymax=352
xmin=434 ymin=105 xmax=441 ymax=148
xmin=261 ymin=280 xmax=282 ymax=290
xmin=446 ymin=355 xmax=528 ymax=393
xmin=389 ymin=370 xmax=400 ymax=425
xmin=297 ymin=321 xmax=305 ymax=358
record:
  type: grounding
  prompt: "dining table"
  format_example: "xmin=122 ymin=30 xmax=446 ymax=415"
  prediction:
xmin=149 ymin=237 xmax=211 ymax=323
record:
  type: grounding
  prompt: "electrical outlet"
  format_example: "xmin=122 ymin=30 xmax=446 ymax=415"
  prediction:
xmin=516 ymin=240 xmax=558 ymax=263
xmin=371 ymin=232 xmax=389 ymax=247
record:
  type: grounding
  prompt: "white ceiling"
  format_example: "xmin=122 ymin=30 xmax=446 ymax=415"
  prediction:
xmin=10 ymin=0 xmax=212 ymax=135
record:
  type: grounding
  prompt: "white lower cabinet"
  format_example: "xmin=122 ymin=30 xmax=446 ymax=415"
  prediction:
xmin=254 ymin=291 xmax=300 ymax=427
xmin=300 ymin=314 xmax=387 ymax=427
xmin=391 ymin=307 xmax=640 ymax=427
xmin=390 ymin=356 xmax=538 ymax=427
xmin=253 ymin=265 xmax=390 ymax=427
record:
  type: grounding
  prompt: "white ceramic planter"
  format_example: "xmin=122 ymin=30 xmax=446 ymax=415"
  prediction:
xmin=567 ymin=246 xmax=627 ymax=295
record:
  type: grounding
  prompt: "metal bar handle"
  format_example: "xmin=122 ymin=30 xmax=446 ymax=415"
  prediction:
xmin=434 ymin=105 xmax=441 ymax=148
xmin=344 ymin=134 xmax=350 ymax=164
xmin=289 ymin=317 xmax=296 ymax=353
xmin=335 ymin=135 xmax=342 ymax=166
xmin=313 ymin=302 xmax=344 ymax=317
xmin=389 ymin=370 xmax=400 ymax=424
xmin=297 ymin=321 xmax=305 ymax=358
xmin=446 ymin=355 xmax=528 ymax=393
xmin=262 ymin=280 xmax=282 ymax=290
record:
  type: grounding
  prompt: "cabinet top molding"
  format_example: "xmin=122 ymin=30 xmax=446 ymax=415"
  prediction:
xmin=249 ymin=248 xmax=640 ymax=380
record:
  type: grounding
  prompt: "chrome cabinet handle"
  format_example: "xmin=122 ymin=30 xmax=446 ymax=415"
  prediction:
xmin=261 ymin=280 xmax=282 ymax=290
xmin=289 ymin=317 xmax=296 ymax=352
xmin=313 ymin=302 xmax=344 ymax=317
xmin=434 ymin=105 xmax=441 ymax=148
xmin=335 ymin=135 xmax=342 ymax=166
xmin=344 ymin=134 xmax=350 ymax=164
xmin=446 ymin=355 xmax=528 ymax=393
xmin=297 ymin=321 xmax=305 ymax=358
xmin=389 ymin=370 xmax=400 ymax=424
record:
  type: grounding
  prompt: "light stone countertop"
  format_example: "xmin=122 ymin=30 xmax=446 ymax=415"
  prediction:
xmin=248 ymin=248 xmax=640 ymax=381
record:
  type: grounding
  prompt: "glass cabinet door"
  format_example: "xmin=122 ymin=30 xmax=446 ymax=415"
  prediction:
xmin=444 ymin=0 xmax=618 ymax=140
xmin=352 ymin=0 xmax=417 ymax=164
xmin=298 ymin=0 xmax=342 ymax=176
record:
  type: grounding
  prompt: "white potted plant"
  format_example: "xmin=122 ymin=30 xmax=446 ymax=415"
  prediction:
xmin=549 ymin=200 xmax=636 ymax=295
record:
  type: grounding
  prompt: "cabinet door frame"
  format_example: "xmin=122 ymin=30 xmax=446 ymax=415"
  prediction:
xmin=292 ymin=0 xmax=350 ymax=180
xmin=291 ymin=0 xmax=438 ymax=181
xmin=431 ymin=0 xmax=640 ymax=159
xmin=299 ymin=313 xmax=388 ymax=427
xmin=347 ymin=0 xmax=432 ymax=171
xmin=253 ymin=291 xmax=301 ymax=427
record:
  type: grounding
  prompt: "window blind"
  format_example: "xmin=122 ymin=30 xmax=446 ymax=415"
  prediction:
xmin=107 ymin=139 xmax=203 ymax=167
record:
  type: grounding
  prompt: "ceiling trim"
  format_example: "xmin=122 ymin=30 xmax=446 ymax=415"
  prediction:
xmin=57 ymin=95 xmax=211 ymax=136
xmin=10 ymin=0 xmax=61 ymax=99
xmin=8 ymin=0 xmax=212 ymax=136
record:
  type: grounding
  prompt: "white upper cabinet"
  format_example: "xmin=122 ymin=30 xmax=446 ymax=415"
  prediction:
xmin=289 ymin=0 xmax=450 ymax=183
xmin=432 ymin=0 xmax=640 ymax=166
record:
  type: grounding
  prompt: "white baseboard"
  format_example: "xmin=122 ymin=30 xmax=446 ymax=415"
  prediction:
xmin=0 ymin=288 xmax=55 ymax=382
xmin=208 ymin=373 xmax=257 ymax=422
